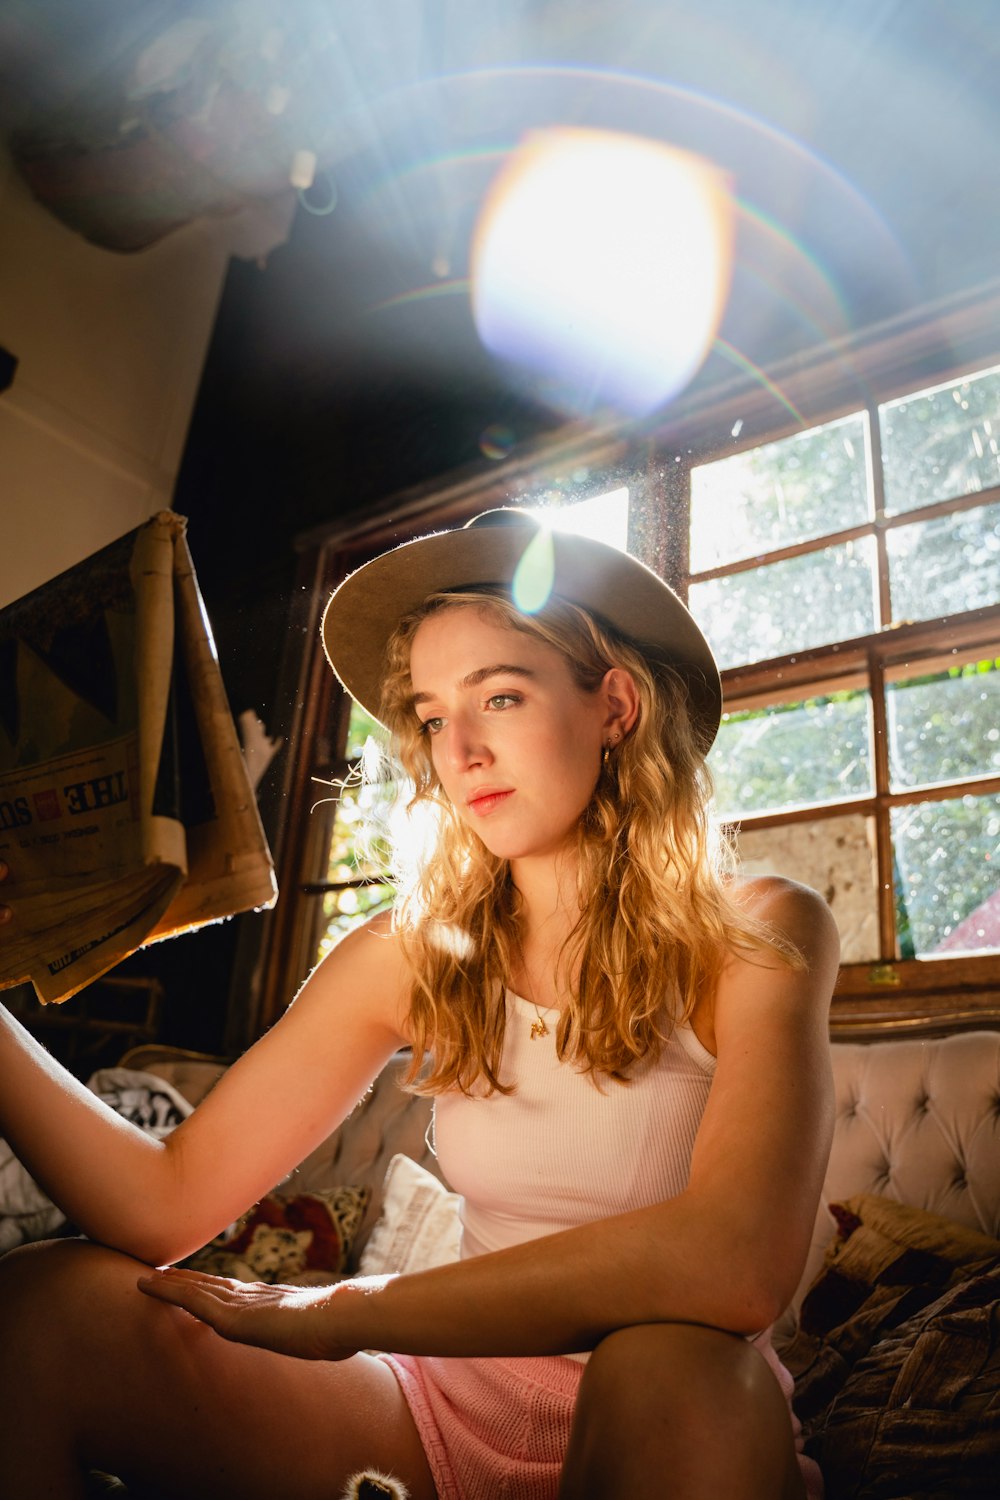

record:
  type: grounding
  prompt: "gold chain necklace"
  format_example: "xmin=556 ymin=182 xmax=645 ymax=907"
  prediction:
xmin=513 ymin=931 xmax=552 ymax=1040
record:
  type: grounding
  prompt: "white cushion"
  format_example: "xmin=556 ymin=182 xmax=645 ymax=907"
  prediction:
xmin=358 ymin=1153 xmax=462 ymax=1276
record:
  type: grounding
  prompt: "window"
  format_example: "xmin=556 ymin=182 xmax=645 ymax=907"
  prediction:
xmin=256 ymin=299 xmax=1000 ymax=1038
xmin=694 ymin=362 xmax=1000 ymax=984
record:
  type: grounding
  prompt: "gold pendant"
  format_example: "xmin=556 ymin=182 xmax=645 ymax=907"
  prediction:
xmin=530 ymin=1017 xmax=549 ymax=1040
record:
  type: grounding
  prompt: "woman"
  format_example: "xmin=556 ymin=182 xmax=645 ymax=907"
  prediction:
xmin=0 ymin=509 xmax=838 ymax=1499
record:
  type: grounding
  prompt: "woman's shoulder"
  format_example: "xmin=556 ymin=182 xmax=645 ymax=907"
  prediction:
xmin=729 ymin=874 xmax=840 ymax=963
xmin=730 ymin=872 xmax=827 ymax=913
xmin=300 ymin=906 xmax=414 ymax=1035
xmin=324 ymin=906 xmax=410 ymax=979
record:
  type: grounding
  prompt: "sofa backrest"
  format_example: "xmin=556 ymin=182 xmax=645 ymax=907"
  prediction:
xmin=788 ymin=1027 xmax=1000 ymax=1328
xmin=139 ymin=1028 xmax=1000 ymax=1317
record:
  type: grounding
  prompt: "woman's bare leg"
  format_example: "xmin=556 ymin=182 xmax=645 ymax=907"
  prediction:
xmin=0 ymin=1239 xmax=436 ymax=1500
xmin=559 ymin=1323 xmax=806 ymax=1500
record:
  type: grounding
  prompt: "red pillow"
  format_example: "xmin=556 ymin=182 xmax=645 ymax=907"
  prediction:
xmin=184 ymin=1186 xmax=369 ymax=1285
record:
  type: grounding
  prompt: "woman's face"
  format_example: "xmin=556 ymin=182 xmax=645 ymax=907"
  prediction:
xmin=408 ymin=605 xmax=612 ymax=867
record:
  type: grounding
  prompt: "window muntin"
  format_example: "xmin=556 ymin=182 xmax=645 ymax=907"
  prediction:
xmin=317 ymin=881 xmax=395 ymax=961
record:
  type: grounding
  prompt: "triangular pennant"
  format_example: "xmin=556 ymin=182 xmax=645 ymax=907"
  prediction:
xmin=32 ymin=611 xmax=118 ymax=724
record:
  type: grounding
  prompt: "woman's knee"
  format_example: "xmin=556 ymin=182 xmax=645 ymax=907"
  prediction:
xmin=0 ymin=1236 xmax=143 ymax=1312
xmin=0 ymin=1237 xmax=88 ymax=1328
xmin=0 ymin=1238 xmax=168 ymax=1387
xmin=576 ymin=1322 xmax=786 ymax=1441
xmin=563 ymin=1324 xmax=802 ymax=1500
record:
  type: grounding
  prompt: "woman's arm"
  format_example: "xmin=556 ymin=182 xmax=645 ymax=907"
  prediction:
xmin=142 ymin=879 xmax=839 ymax=1357
xmin=0 ymin=884 xmax=411 ymax=1266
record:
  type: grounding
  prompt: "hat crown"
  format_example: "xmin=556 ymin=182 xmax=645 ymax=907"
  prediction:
xmin=463 ymin=507 xmax=535 ymax=532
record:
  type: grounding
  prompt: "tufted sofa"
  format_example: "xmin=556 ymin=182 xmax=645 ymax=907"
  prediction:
xmin=94 ymin=1026 xmax=1000 ymax=1498
xmin=784 ymin=1026 xmax=1000 ymax=1328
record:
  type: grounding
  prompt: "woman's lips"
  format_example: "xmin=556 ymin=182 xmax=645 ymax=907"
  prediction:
xmin=467 ymin=789 xmax=514 ymax=816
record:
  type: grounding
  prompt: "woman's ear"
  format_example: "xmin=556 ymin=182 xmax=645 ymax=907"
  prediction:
xmin=601 ymin=667 xmax=640 ymax=738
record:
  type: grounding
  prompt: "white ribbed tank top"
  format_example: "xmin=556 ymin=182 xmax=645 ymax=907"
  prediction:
xmin=433 ymin=992 xmax=717 ymax=1262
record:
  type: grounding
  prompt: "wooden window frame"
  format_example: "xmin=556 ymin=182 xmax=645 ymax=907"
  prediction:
xmin=656 ymin=296 xmax=1000 ymax=1034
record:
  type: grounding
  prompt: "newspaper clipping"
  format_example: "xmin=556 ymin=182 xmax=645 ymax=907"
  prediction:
xmin=0 ymin=511 xmax=277 ymax=1004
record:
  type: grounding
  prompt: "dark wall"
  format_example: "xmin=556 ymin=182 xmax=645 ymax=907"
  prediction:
xmin=135 ymin=201 xmax=557 ymax=1057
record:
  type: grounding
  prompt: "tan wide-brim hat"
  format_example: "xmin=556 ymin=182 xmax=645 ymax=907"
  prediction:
xmin=322 ymin=509 xmax=722 ymax=754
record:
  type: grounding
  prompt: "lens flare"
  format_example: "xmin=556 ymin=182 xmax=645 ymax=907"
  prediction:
xmin=472 ymin=127 xmax=734 ymax=416
xmin=512 ymin=527 xmax=556 ymax=613
xmin=479 ymin=422 xmax=516 ymax=460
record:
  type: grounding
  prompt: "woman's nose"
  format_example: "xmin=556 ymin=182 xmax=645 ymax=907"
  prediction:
xmin=441 ymin=716 xmax=490 ymax=770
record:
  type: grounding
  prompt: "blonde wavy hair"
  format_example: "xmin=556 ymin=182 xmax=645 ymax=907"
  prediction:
xmin=371 ymin=588 xmax=793 ymax=1096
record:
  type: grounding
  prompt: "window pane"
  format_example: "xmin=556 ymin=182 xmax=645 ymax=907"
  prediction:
xmin=345 ymin=701 xmax=385 ymax=759
xmin=710 ymin=692 xmax=872 ymax=818
xmin=326 ymin=778 xmax=395 ymax=883
xmin=734 ymin=812 xmax=879 ymax=963
xmin=689 ymin=538 xmax=876 ymax=670
xmin=881 ymin=364 xmax=1000 ymax=516
xmin=528 ymin=487 xmax=630 ymax=551
xmin=690 ymin=414 xmax=870 ymax=571
xmin=887 ymin=657 xmax=1000 ymax=790
xmin=316 ymin=883 xmax=394 ymax=962
xmin=887 ymin=501 xmax=1000 ymax=624
xmin=892 ymin=793 xmax=1000 ymax=956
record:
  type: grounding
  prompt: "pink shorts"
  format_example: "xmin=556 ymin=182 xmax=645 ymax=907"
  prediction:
xmin=376 ymin=1351 xmax=580 ymax=1500
xmin=376 ymin=1336 xmax=823 ymax=1500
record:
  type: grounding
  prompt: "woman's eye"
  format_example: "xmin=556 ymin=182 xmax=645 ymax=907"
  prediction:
xmin=419 ymin=716 xmax=444 ymax=736
xmin=486 ymin=693 xmax=521 ymax=711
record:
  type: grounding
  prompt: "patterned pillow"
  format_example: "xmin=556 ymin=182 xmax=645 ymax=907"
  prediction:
xmin=786 ymin=1195 xmax=1000 ymax=1499
xmin=184 ymin=1186 xmax=369 ymax=1286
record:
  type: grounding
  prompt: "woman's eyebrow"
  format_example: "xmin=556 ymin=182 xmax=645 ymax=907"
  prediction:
xmin=411 ymin=663 xmax=537 ymax=707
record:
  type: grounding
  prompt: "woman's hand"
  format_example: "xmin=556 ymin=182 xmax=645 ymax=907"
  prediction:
xmin=136 ymin=1265 xmax=388 ymax=1362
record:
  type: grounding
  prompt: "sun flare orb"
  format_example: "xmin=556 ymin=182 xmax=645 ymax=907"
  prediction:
xmin=472 ymin=128 xmax=734 ymax=417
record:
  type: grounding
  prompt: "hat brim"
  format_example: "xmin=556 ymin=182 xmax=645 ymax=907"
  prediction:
xmin=322 ymin=521 xmax=721 ymax=755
